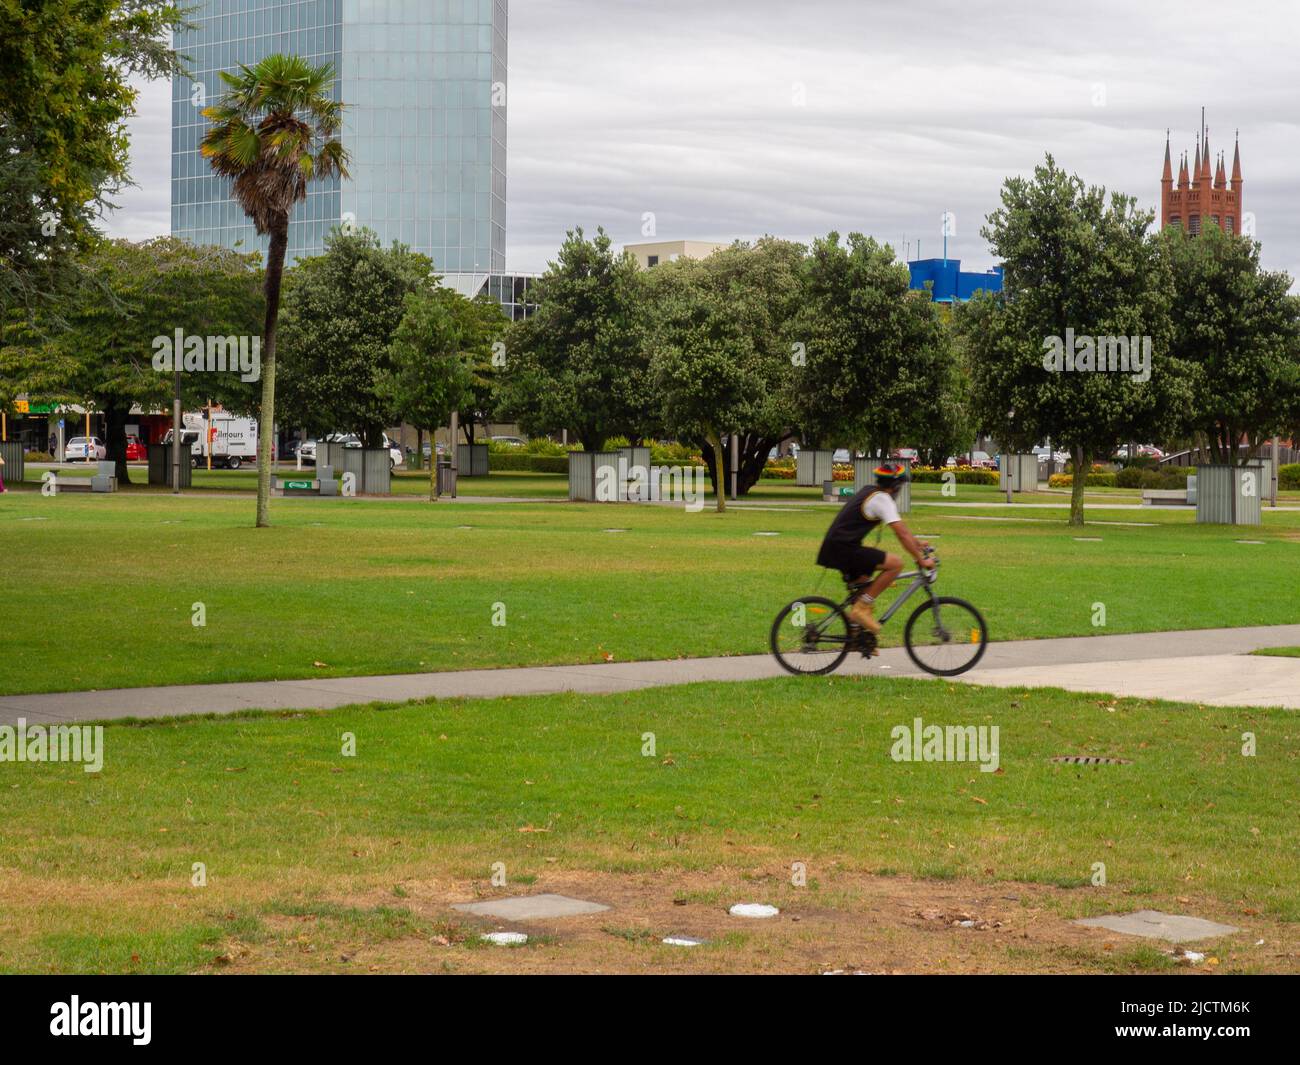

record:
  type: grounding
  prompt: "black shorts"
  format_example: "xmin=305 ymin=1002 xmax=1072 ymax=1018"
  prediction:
xmin=817 ymin=542 xmax=887 ymax=582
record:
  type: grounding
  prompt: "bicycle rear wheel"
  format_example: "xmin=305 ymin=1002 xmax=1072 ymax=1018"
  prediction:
xmin=770 ymin=596 xmax=851 ymax=676
xmin=904 ymin=596 xmax=987 ymax=676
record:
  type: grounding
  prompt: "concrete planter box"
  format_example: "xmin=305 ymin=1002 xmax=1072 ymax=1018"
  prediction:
xmin=796 ymin=449 xmax=834 ymax=487
xmin=852 ymin=456 xmax=911 ymax=513
xmin=147 ymin=444 xmax=192 ymax=488
xmin=1000 ymin=453 xmax=1038 ymax=492
xmin=458 ymin=443 xmax=489 ymax=477
xmin=1196 ymin=463 xmax=1266 ymax=525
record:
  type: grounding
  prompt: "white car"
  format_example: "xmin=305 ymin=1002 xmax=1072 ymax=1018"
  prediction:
xmin=65 ymin=436 xmax=106 ymax=462
xmin=327 ymin=433 xmax=404 ymax=470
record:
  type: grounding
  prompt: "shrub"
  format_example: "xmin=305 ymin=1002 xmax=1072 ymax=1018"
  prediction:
xmin=1048 ymin=473 xmax=1118 ymax=488
xmin=911 ymin=467 xmax=999 ymax=485
xmin=23 ymin=450 xmax=53 ymax=462
xmin=1280 ymin=463 xmax=1300 ymax=490
xmin=487 ymin=453 xmax=568 ymax=474
xmin=1116 ymin=466 xmax=1145 ymax=488
xmin=650 ymin=441 xmax=701 ymax=465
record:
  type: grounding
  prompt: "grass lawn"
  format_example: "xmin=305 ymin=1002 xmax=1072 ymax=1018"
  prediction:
xmin=1254 ymin=647 xmax=1300 ymax=657
xmin=2 ymin=489 xmax=1298 ymax=695
xmin=1 ymin=675 xmax=1292 ymax=974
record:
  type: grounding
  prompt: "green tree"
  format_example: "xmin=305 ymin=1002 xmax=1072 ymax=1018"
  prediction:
xmin=0 ymin=0 xmax=185 ymax=319
xmin=496 ymin=228 xmax=651 ymax=450
xmin=794 ymin=233 xmax=959 ymax=459
xmin=958 ymin=156 xmax=1193 ymax=524
xmin=200 ymin=53 xmax=349 ymax=527
xmin=647 ymin=238 xmax=805 ymax=511
xmin=453 ymin=293 xmax=509 ymax=447
xmin=1162 ymin=224 xmax=1300 ymax=464
xmin=0 ymin=237 xmax=263 ymax=482
xmin=378 ymin=290 xmax=477 ymax=499
xmin=275 ymin=229 xmax=435 ymax=444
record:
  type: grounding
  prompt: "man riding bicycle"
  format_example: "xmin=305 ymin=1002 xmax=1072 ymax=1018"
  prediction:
xmin=816 ymin=463 xmax=933 ymax=637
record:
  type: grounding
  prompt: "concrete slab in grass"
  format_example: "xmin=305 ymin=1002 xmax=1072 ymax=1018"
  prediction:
xmin=452 ymin=893 xmax=610 ymax=921
xmin=1074 ymin=910 xmax=1240 ymax=943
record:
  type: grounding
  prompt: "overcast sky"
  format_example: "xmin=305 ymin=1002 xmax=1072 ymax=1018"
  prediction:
xmin=106 ymin=0 xmax=1299 ymax=285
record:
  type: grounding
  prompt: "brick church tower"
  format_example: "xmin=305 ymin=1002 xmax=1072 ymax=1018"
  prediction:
xmin=1161 ymin=116 xmax=1243 ymax=235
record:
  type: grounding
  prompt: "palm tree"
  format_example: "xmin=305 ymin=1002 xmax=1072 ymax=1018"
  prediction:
xmin=201 ymin=54 xmax=349 ymax=527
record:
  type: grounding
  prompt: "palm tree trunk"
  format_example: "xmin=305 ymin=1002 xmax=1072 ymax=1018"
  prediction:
xmin=256 ymin=221 xmax=289 ymax=528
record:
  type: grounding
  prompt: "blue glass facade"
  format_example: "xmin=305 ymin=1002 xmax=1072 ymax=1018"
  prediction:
xmin=172 ymin=0 xmax=507 ymax=270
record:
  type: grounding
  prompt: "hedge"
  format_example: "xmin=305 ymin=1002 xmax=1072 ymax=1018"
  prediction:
xmin=910 ymin=468 xmax=999 ymax=485
xmin=487 ymin=453 xmax=568 ymax=474
xmin=1048 ymin=473 xmax=1118 ymax=487
xmin=1281 ymin=463 xmax=1300 ymax=491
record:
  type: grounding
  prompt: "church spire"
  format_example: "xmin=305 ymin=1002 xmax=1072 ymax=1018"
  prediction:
xmin=1231 ymin=130 xmax=1242 ymax=187
xmin=1162 ymin=130 xmax=1173 ymax=182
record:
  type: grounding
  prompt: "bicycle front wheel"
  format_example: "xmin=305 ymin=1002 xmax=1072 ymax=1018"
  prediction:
xmin=904 ymin=596 xmax=988 ymax=676
xmin=770 ymin=596 xmax=851 ymax=676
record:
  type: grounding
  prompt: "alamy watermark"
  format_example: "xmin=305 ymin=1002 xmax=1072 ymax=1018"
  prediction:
xmin=1042 ymin=328 xmax=1151 ymax=382
xmin=0 ymin=718 xmax=103 ymax=773
xmin=595 ymin=457 xmax=707 ymax=512
xmin=152 ymin=329 xmax=262 ymax=382
xmin=890 ymin=716 xmax=1000 ymax=773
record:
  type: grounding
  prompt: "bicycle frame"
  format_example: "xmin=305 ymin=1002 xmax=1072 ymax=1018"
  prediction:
xmin=861 ymin=564 xmax=940 ymax=626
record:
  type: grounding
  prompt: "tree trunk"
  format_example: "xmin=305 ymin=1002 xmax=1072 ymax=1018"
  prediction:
xmin=104 ymin=403 xmax=132 ymax=485
xmin=706 ymin=428 xmax=726 ymax=513
xmin=428 ymin=425 xmax=437 ymax=502
xmin=413 ymin=427 xmax=423 ymax=471
xmin=1069 ymin=444 xmax=1088 ymax=526
xmin=255 ymin=219 xmax=289 ymax=528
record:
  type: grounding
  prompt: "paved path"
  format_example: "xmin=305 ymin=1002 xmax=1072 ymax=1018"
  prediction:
xmin=3 ymin=624 xmax=1300 ymax=726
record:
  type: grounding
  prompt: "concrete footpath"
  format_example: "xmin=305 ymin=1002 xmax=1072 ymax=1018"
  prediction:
xmin=3 ymin=624 xmax=1300 ymax=726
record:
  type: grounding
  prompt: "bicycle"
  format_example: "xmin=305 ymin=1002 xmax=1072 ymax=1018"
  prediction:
xmin=769 ymin=549 xmax=988 ymax=677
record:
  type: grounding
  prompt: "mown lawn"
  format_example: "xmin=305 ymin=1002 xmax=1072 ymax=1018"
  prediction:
xmin=0 ymin=675 xmax=1293 ymax=973
xmin=2 ymin=489 xmax=1298 ymax=694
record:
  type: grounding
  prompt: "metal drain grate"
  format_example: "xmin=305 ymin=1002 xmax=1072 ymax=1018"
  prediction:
xmin=1051 ymin=755 xmax=1131 ymax=765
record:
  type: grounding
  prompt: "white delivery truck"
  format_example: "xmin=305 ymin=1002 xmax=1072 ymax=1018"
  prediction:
xmin=164 ymin=412 xmax=258 ymax=469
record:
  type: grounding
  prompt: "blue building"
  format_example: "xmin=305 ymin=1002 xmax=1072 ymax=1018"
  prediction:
xmin=908 ymin=259 xmax=1003 ymax=303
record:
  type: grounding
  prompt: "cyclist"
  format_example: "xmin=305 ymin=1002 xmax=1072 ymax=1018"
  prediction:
xmin=816 ymin=463 xmax=933 ymax=637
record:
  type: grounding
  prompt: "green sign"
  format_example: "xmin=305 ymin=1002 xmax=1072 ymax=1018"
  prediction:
xmin=284 ymin=480 xmax=314 ymax=490
xmin=839 ymin=486 xmax=854 ymax=497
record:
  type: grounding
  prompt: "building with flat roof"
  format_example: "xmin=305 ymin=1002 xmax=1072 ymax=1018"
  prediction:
xmin=907 ymin=258 xmax=1003 ymax=303
xmin=624 ymin=239 xmax=728 ymax=269
xmin=172 ymin=0 xmax=509 ymax=273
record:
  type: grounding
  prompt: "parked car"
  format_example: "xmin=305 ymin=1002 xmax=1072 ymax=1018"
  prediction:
xmin=832 ymin=448 xmax=851 ymax=463
xmin=308 ymin=432 xmax=403 ymax=469
xmin=65 ymin=436 xmax=106 ymax=462
xmin=125 ymin=438 xmax=146 ymax=462
xmin=490 ymin=435 xmax=527 ymax=447
xmin=891 ymin=447 xmax=919 ymax=461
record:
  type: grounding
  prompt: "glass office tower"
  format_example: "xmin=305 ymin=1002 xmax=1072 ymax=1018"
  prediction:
xmin=171 ymin=0 xmax=508 ymax=272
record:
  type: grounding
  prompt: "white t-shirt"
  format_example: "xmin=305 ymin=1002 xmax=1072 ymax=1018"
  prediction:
xmin=861 ymin=490 xmax=901 ymax=526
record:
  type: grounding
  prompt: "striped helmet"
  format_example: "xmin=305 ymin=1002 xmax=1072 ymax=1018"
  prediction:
xmin=874 ymin=463 xmax=909 ymax=488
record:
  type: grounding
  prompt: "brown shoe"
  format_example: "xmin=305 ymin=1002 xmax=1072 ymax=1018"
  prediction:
xmin=849 ymin=599 xmax=881 ymax=634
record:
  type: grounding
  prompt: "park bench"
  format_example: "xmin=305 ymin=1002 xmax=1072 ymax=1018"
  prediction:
xmin=273 ymin=464 xmax=341 ymax=498
xmin=55 ymin=461 xmax=117 ymax=494
xmin=1142 ymin=475 xmax=1198 ymax=507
